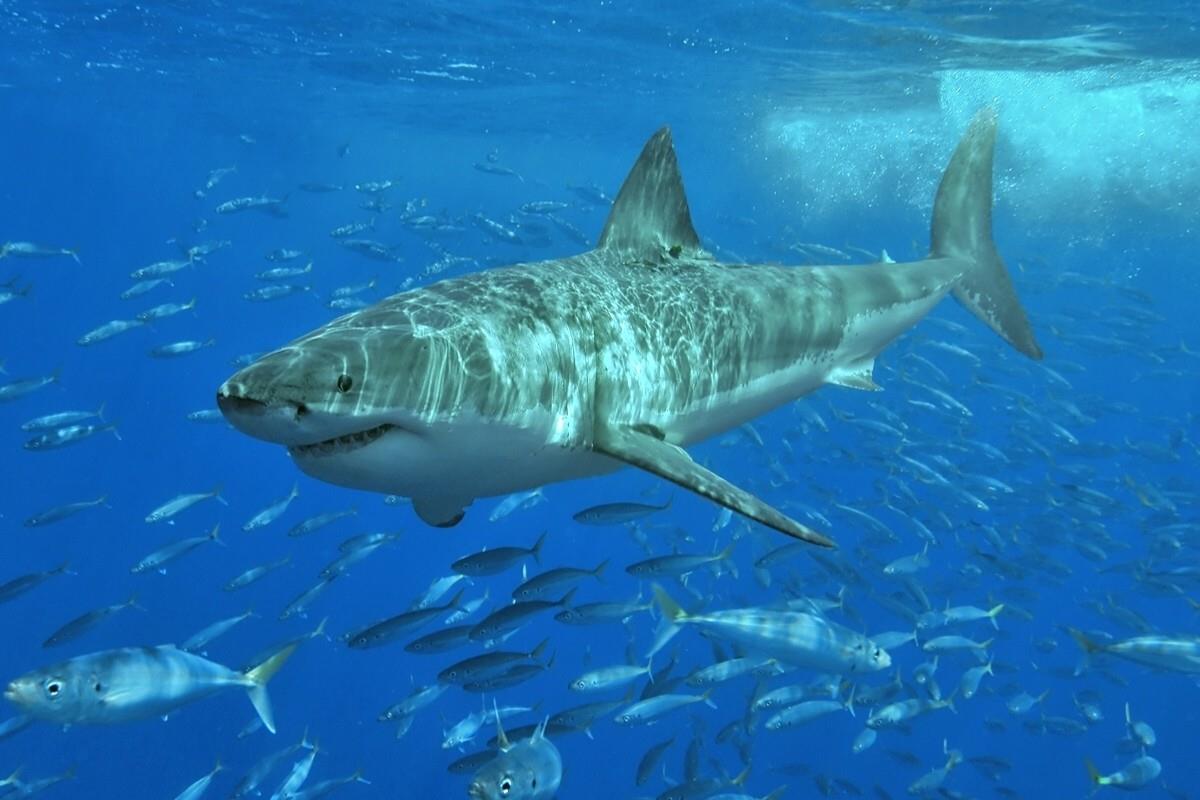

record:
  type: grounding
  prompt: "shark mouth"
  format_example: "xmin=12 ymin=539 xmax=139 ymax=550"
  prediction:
xmin=289 ymin=423 xmax=396 ymax=457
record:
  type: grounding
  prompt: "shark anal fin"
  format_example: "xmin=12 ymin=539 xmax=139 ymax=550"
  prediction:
xmin=827 ymin=362 xmax=881 ymax=391
xmin=593 ymin=424 xmax=835 ymax=547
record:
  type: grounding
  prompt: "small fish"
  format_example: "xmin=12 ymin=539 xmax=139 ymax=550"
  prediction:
xmin=131 ymin=524 xmax=223 ymax=574
xmin=225 ymin=555 xmax=292 ymax=592
xmin=452 ymin=533 xmax=547 ymax=576
xmin=488 ymin=488 xmax=546 ymax=522
xmin=181 ymin=608 xmax=256 ymax=653
xmin=1005 ymin=689 xmax=1050 ymax=716
xmin=4 ymin=641 xmax=296 ymax=733
xmin=20 ymin=403 xmax=106 ymax=431
xmin=329 ymin=220 xmax=375 ymax=238
xmin=0 ymin=562 xmax=72 ymax=605
xmin=257 ymin=262 xmax=313 ymax=281
xmin=572 ymin=498 xmax=671 ymax=526
xmin=265 ymin=248 xmax=306 ymax=262
xmin=0 ymin=241 xmax=80 ymax=263
xmin=215 ymin=194 xmax=287 ymax=216
xmin=137 ymin=297 xmax=197 ymax=322
xmin=242 ymin=482 xmax=300 ymax=531
xmin=149 ymin=338 xmax=216 ymax=358
xmin=145 ymin=484 xmax=226 ymax=523
xmin=121 ymin=278 xmax=173 ymax=299
xmin=614 ymin=690 xmax=716 ymax=725
xmin=24 ymin=420 xmax=120 ymax=450
xmin=288 ymin=507 xmax=357 ymax=537
xmin=42 ymin=594 xmax=142 ymax=648
xmin=172 ymin=760 xmax=223 ymax=800
xmin=244 ymin=284 xmax=312 ymax=302
xmin=23 ymin=495 xmax=108 ymax=528
xmin=0 ymin=369 xmax=60 ymax=402
xmin=511 ymin=559 xmax=608 ymax=601
xmin=130 ymin=259 xmax=192 ymax=280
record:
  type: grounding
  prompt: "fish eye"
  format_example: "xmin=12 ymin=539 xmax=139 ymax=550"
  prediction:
xmin=336 ymin=374 xmax=354 ymax=393
xmin=46 ymin=681 xmax=61 ymax=697
xmin=500 ymin=777 xmax=512 ymax=795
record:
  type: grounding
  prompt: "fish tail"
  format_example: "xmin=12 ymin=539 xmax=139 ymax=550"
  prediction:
xmin=987 ymin=603 xmax=1004 ymax=629
xmin=96 ymin=401 xmax=106 ymax=422
xmin=651 ymin=583 xmax=687 ymax=623
xmin=930 ymin=107 xmax=1042 ymax=360
xmin=762 ymin=787 xmax=789 ymax=800
xmin=1085 ymin=758 xmax=1105 ymax=786
xmin=212 ymin=483 xmax=228 ymax=507
xmin=243 ymin=641 xmax=300 ymax=734
xmin=209 ymin=523 xmax=225 ymax=546
xmin=530 ymin=638 xmax=550 ymax=661
xmin=1065 ymin=626 xmax=1100 ymax=674
xmin=0 ymin=766 xmax=22 ymax=787
xmin=530 ymin=531 xmax=547 ymax=565
xmin=592 ymin=558 xmax=610 ymax=581
xmin=699 ymin=688 xmax=717 ymax=710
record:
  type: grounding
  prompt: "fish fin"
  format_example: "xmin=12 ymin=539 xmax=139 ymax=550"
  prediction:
xmin=931 ymin=107 xmax=1042 ymax=360
xmin=530 ymin=531 xmax=547 ymax=565
xmin=592 ymin=423 xmax=834 ymax=547
xmin=494 ymin=700 xmax=511 ymax=751
xmin=597 ymin=128 xmax=702 ymax=259
xmin=413 ymin=495 xmax=466 ymax=528
xmin=243 ymin=641 xmax=300 ymax=734
xmin=763 ymin=787 xmax=789 ymax=800
xmin=592 ymin=558 xmax=610 ymax=581
xmin=988 ymin=603 xmax=1004 ymax=629
xmin=827 ymin=362 xmax=881 ymax=391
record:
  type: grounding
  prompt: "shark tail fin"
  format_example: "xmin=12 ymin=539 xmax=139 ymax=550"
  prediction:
xmin=931 ymin=108 xmax=1042 ymax=360
xmin=243 ymin=641 xmax=300 ymax=734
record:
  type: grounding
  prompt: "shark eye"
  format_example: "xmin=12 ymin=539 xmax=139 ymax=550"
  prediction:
xmin=46 ymin=681 xmax=61 ymax=697
xmin=500 ymin=777 xmax=512 ymax=795
xmin=336 ymin=374 xmax=354 ymax=393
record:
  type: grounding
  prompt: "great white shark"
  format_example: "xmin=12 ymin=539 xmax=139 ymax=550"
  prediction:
xmin=217 ymin=109 xmax=1041 ymax=547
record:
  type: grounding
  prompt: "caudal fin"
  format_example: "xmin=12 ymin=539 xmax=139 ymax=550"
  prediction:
xmin=931 ymin=108 xmax=1042 ymax=360
xmin=243 ymin=641 xmax=299 ymax=734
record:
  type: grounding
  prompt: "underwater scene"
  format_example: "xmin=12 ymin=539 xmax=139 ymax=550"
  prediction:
xmin=1 ymin=2 xmax=1197 ymax=799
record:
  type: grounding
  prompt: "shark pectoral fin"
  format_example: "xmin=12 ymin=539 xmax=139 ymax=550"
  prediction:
xmin=827 ymin=362 xmax=881 ymax=392
xmin=593 ymin=424 xmax=835 ymax=547
xmin=413 ymin=496 xmax=466 ymax=528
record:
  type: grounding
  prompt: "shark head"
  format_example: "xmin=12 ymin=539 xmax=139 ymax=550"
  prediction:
xmin=216 ymin=323 xmax=427 ymax=493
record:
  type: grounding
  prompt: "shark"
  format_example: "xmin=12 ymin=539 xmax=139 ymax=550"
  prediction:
xmin=217 ymin=109 xmax=1041 ymax=547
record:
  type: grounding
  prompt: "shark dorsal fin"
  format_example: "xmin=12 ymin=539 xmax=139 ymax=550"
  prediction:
xmin=598 ymin=128 xmax=701 ymax=258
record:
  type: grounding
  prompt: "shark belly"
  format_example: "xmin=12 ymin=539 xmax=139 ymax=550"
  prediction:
xmin=290 ymin=407 xmax=618 ymax=523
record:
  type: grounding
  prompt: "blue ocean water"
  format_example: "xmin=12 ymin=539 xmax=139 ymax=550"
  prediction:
xmin=1 ymin=2 xmax=1198 ymax=798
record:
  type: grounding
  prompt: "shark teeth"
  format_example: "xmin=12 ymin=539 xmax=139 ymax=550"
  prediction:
xmin=290 ymin=423 xmax=394 ymax=456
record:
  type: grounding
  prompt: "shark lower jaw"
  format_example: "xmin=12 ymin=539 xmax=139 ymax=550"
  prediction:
xmin=287 ymin=422 xmax=398 ymax=458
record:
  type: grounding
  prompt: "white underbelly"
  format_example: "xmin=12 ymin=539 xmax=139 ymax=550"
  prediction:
xmin=291 ymin=409 xmax=618 ymax=506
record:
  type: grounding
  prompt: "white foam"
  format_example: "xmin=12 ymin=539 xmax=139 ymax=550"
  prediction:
xmin=765 ymin=63 xmax=1200 ymax=237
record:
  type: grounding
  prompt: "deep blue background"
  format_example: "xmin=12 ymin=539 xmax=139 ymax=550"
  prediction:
xmin=1 ymin=2 xmax=1197 ymax=798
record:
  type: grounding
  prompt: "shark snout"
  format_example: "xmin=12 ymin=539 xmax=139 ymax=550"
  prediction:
xmin=217 ymin=381 xmax=313 ymax=445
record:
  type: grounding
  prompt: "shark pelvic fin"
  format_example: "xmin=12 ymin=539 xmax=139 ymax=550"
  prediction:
xmin=593 ymin=423 xmax=834 ymax=547
xmin=413 ymin=496 xmax=466 ymax=528
xmin=827 ymin=361 xmax=881 ymax=391
xmin=598 ymin=128 xmax=702 ymax=259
